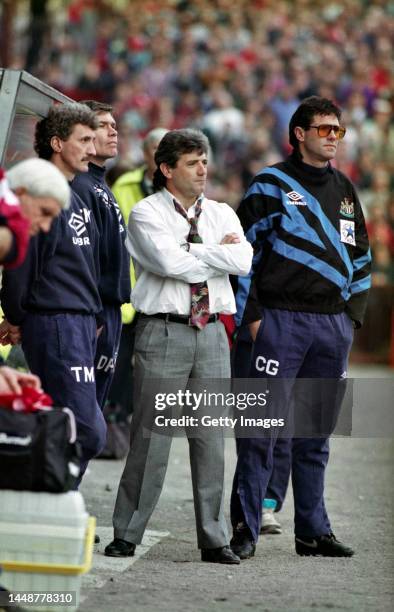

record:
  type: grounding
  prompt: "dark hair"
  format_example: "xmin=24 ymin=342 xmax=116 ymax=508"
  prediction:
xmin=153 ymin=129 xmax=209 ymax=191
xmin=79 ymin=100 xmax=113 ymax=114
xmin=34 ymin=103 xmax=99 ymax=160
xmin=289 ymin=96 xmax=342 ymax=150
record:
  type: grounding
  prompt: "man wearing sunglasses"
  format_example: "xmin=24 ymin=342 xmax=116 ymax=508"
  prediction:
xmin=230 ymin=96 xmax=371 ymax=560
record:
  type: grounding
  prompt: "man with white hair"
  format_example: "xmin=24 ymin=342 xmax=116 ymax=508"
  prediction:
xmin=0 ymin=158 xmax=70 ymax=393
xmin=7 ymin=157 xmax=70 ymax=232
xmin=0 ymin=158 xmax=69 ymax=267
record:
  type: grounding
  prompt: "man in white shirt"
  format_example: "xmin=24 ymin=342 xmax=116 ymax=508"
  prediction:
xmin=105 ymin=129 xmax=252 ymax=564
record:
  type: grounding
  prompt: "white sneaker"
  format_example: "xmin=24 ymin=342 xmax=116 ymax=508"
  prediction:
xmin=260 ymin=507 xmax=282 ymax=535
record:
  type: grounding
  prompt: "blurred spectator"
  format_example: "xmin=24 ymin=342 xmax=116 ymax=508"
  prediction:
xmin=2 ymin=0 xmax=393 ymax=291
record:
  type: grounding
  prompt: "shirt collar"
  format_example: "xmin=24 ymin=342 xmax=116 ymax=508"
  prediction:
xmin=162 ymin=188 xmax=205 ymax=214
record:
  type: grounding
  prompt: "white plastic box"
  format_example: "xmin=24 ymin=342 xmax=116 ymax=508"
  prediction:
xmin=0 ymin=490 xmax=94 ymax=611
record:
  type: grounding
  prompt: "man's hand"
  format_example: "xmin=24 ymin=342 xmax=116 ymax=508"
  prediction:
xmin=220 ymin=233 xmax=241 ymax=244
xmin=0 ymin=319 xmax=21 ymax=345
xmin=0 ymin=366 xmax=42 ymax=394
xmin=248 ymin=320 xmax=262 ymax=342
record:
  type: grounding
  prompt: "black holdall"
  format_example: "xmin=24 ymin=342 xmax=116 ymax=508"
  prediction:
xmin=0 ymin=396 xmax=81 ymax=493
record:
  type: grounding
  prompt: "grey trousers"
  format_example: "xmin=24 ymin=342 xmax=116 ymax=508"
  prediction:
xmin=112 ymin=317 xmax=231 ymax=548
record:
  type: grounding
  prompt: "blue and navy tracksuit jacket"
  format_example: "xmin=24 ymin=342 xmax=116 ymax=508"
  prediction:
xmin=235 ymin=154 xmax=371 ymax=328
xmin=72 ymin=163 xmax=131 ymax=408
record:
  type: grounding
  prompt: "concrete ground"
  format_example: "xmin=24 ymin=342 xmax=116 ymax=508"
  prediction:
xmin=78 ymin=366 xmax=394 ymax=612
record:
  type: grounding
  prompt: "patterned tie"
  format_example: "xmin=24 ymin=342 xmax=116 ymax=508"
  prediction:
xmin=173 ymin=198 xmax=210 ymax=329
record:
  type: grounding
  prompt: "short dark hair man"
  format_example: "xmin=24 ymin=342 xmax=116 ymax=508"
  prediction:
xmin=0 ymin=103 xmax=107 ymax=481
xmin=72 ymin=100 xmax=131 ymax=409
xmin=230 ymin=96 xmax=371 ymax=559
xmin=105 ymin=129 xmax=252 ymax=564
xmin=107 ymin=127 xmax=168 ymax=418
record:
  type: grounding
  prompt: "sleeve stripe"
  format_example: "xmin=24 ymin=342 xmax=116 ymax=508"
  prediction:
xmin=353 ymin=249 xmax=371 ymax=272
xmin=350 ymin=275 xmax=371 ymax=294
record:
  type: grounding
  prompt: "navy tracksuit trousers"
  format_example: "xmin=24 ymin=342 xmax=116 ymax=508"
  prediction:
xmin=230 ymin=308 xmax=353 ymax=542
xmin=22 ymin=313 xmax=107 ymax=477
xmin=232 ymin=331 xmax=291 ymax=511
xmin=95 ymin=304 xmax=122 ymax=409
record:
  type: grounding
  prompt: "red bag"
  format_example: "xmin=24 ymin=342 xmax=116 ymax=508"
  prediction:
xmin=0 ymin=386 xmax=53 ymax=413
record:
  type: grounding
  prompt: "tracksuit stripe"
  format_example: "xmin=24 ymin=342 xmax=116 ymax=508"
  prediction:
xmin=262 ymin=168 xmax=353 ymax=279
xmin=244 ymin=183 xmax=326 ymax=251
xmin=350 ymin=275 xmax=371 ymax=295
xmin=353 ymin=249 xmax=371 ymax=272
xmin=268 ymin=235 xmax=348 ymax=292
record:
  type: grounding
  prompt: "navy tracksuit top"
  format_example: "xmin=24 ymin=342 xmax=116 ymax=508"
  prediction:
xmin=71 ymin=163 xmax=131 ymax=307
xmin=1 ymin=190 xmax=102 ymax=326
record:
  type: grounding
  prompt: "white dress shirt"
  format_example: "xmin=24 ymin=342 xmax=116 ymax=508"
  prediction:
xmin=126 ymin=188 xmax=253 ymax=315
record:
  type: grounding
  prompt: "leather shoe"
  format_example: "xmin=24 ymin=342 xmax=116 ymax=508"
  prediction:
xmin=201 ymin=545 xmax=240 ymax=564
xmin=230 ymin=524 xmax=256 ymax=559
xmin=104 ymin=538 xmax=136 ymax=557
xmin=295 ymin=532 xmax=354 ymax=557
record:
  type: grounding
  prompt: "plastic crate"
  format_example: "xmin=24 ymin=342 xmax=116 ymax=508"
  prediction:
xmin=0 ymin=490 xmax=95 ymax=611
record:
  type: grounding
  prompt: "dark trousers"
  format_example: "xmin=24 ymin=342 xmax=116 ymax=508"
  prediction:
xmin=231 ymin=308 xmax=353 ymax=541
xmin=22 ymin=312 xmax=107 ymax=476
xmin=232 ymin=334 xmax=291 ymax=512
xmin=107 ymin=318 xmax=137 ymax=417
xmin=95 ymin=304 xmax=122 ymax=409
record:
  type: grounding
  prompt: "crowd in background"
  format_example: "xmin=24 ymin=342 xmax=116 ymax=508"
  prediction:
xmin=5 ymin=0 xmax=394 ymax=287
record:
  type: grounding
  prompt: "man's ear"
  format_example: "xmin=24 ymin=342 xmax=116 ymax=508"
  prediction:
xmin=293 ymin=126 xmax=305 ymax=143
xmin=12 ymin=186 xmax=27 ymax=197
xmin=160 ymin=162 xmax=172 ymax=179
xmin=50 ymin=135 xmax=63 ymax=153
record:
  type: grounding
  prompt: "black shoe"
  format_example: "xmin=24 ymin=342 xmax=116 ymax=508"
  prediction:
xmin=94 ymin=534 xmax=100 ymax=544
xmin=201 ymin=545 xmax=240 ymax=564
xmin=295 ymin=532 xmax=354 ymax=557
xmin=104 ymin=538 xmax=136 ymax=557
xmin=230 ymin=524 xmax=256 ymax=560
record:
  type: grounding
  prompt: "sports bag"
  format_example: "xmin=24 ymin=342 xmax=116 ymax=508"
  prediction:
xmin=0 ymin=387 xmax=81 ymax=492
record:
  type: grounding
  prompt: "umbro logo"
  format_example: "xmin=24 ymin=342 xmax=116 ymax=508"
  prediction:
xmin=68 ymin=212 xmax=87 ymax=236
xmin=69 ymin=208 xmax=91 ymax=235
xmin=68 ymin=208 xmax=91 ymax=245
xmin=286 ymin=191 xmax=307 ymax=206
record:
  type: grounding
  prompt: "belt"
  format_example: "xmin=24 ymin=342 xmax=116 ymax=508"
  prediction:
xmin=143 ymin=313 xmax=220 ymax=325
